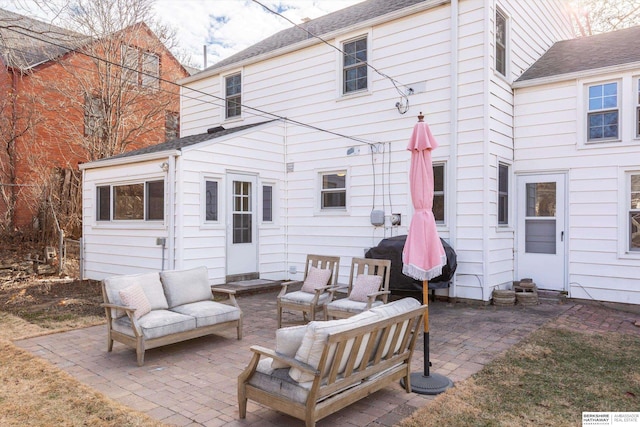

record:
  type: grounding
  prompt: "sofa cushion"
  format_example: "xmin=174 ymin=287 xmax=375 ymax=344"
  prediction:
xmin=119 ymin=284 xmax=151 ymax=319
xmin=113 ymin=309 xmax=196 ymax=340
xmin=326 ymin=298 xmax=384 ymax=315
xmin=279 ymin=290 xmax=331 ymax=306
xmin=300 ymin=266 xmax=332 ymax=293
xmin=160 ymin=266 xmax=212 ymax=308
xmin=272 ymin=324 xmax=308 ymax=369
xmin=251 ymin=361 xmax=310 ymax=404
xmin=348 ymin=274 xmax=383 ymax=302
xmin=289 ymin=310 xmax=380 ymax=382
xmin=171 ymin=300 xmax=240 ymax=328
xmin=104 ymin=272 xmax=168 ymax=318
xmin=370 ymin=297 xmax=421 ymax=357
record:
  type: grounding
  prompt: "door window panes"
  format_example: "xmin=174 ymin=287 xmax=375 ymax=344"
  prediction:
xmin=233 ymin=181 xmax=252 ymax=243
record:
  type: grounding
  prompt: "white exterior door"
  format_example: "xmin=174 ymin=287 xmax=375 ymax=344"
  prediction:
xmin=226 ymin=173 xmax=258 ymax=276
xmin=516 ymin=173 xmax=566 ymax=291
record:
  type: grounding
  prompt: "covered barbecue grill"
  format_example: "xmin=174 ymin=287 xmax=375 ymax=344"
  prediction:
xmin=365 ymin=235 xmax=457 ymax=297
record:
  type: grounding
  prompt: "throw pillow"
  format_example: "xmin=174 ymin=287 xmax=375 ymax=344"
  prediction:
xmin=271 ymin=324 xmax=308 ymax=369
xmin=348 ymin=274 xmax=383 ymax=302
xmin=119 ymin=284 xmax=152 ymax=319
xmin=300 ymin=266 xmax=332 ymax=293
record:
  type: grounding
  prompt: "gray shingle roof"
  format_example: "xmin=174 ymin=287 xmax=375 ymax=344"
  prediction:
xmin=0 ymin=8 xmax=89 ymax=70
xmin=93 ymin=120 xmax=276 ymax=162
xmin=203 ymin=0 xmax=427 ymax=73
xmin=517 ymin=25 xmax=640 ymax=82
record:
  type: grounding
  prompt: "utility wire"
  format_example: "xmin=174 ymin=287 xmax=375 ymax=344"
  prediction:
xmin=2 ymin=23 xmax=386 ymax=147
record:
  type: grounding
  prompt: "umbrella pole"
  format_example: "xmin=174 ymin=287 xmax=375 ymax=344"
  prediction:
xmin=400 ymin=279 xmax=453 ymax=394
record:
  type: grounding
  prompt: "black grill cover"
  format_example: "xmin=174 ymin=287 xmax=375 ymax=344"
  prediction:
xmin=365 ymin=235 xmax=457 ymax=292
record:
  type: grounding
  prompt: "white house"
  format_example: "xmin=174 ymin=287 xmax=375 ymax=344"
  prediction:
xmin=82 ymin=0 xmax=637 ymax=305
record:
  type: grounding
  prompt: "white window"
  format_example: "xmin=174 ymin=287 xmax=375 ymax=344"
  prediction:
xmin=495 ymin=8 xmax=507 ymax=76
xmin=320 ymin=172 xmax=346 ymax=210
xmin=587 ymin=82 xmax=619 ymax=142
xmin=205 ymin=180 xmax=219 ymax=222
xmin=342 ymin=36 xmax=367 ymax=94
xmin=262 ymin=184 xmax=273 ymax=222
xmin=225 ymin=73 xmax=241 ymax=119
xmin=498 ymin=163 xmax=509 ymax=225
xmin=96 ymin=180 xmax=164 ymax=221
xmin=630 ymin=174 xmax=640 ymax=251
xmin=433 ymin=163 xmax=445 ymax=224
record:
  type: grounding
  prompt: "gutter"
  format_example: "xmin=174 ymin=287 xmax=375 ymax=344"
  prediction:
xmin=79 ymin=150 xmax=182 ymax=170
xmin=449 ymin=0 xmax=459 ymax=299
xmin=180 ymin=0 xmax=451 ymax=84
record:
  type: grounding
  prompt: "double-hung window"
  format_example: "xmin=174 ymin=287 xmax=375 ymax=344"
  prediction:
xmin=630 ymin=174 xmax=640 ymax=251
xmin=205 ymin=180 xmax=219 ymax=222
xmin=343 ymin=36 xmax=367 ymax=94
xmin=498 ymin=163 xmax=509 ymax=225
xmin=96 ymin=180 xmax=164 ymax=221
xmin=225 ymin=73 xmax=241 ymax=119
xmin=495 ymin=8 xmax=507 ymax=76
xmin=320 ymin=172 xmax=346 ymax=210
xmin=433 ymin=164 xmax=445 ymax=223
xmin=587 ymin=82 xmax=619 ymax=142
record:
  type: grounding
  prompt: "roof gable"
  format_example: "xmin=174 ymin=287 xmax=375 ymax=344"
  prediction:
xmin=517 ymin=25 xmax=640 ymax=83
xmin=200 ymin=0 xmax=428 ymax=74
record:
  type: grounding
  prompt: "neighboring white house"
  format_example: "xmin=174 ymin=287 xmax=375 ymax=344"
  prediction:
xmin=83 ymin=0 xmax=634 ymax=304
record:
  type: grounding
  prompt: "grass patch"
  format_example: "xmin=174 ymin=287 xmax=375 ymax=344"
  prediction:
xmin=399 ymin=327 xmax=640 ymax=427
xmin=0 ymin=339 xmax=165 ymax=426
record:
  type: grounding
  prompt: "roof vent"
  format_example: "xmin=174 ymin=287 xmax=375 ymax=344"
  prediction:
xmin=207 ymin=126 xmax=225 ymax=134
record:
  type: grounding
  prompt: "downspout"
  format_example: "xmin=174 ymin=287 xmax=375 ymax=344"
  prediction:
xmin=283 ymin=119 xmax=289 ymax=279
xmin=449 ymin=0 xmax=459 ymax=298
xmin=481 ymin=0 xmax=491 ymax=301
xmin=167 ymin=152 xmax=180 ymax=270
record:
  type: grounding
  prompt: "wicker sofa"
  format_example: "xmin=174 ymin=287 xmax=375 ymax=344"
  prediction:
xmin=101 ymin=266 xmax=242 ymax=366
xmin=238 ymin=297 xmax=426 ymax=427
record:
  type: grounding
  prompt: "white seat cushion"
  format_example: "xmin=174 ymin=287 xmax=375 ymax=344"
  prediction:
xmin=113 ymin=310 xmax=196 ymax=340
xmin=280 ymin=290 xmax=331 ymax=305
xmin=160 ymin=266 xmax=212 ymax=308
xmin=171 ymin=300 xmax=240 ymax=328
xmin=326 ymin=298 xmax=383 ymax=315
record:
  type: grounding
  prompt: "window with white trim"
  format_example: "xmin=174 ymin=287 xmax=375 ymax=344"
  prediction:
xmin=498 ymin=163 xmax=509 ymax=225
xmin=342 ymin=36 xmax=367 ymax=94
xmin=262 ymin=185 xmax=273 ymax=222
xmin=433 ymin=164 xmax=444 ymax=224
xmin=630 ymin=174 xmax=640 ymax=251
xmin=205 ymin=180 xmax=219 ymax=222
xmin=495 ymin=8 xmax=507 ymax=76
xmin=96 ymin=180 xmax=164 ymax=221
xmin=587 ymin=81 xmax=619 ymax=142
xmin=225 ymin=73 xmax=241 ymax=119
xmin=320 ymin=172 xmax=346 ymax=210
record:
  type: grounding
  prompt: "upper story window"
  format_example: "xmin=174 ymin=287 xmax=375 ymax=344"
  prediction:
xmin=84 ymin=95 xmax=105 ymax=137
xmin=630 ymin=174 xmax=640 ymax=251
xmin=165 ymin=111 xmax=179 ymax=141
xmin=498 ymin=163 xmax=509 ymax=225
xmin=96 ymin=180 xmax=164 ymax=222
xmin=225 ymin=73 xmax=241 ymax=119
xmin=433 ymin=164 xmax=445 ymax=224
xmin=495 ymin=8 xmax=507 ymax=76
xmin=342 ymin=36 xmax=367 ymax=94
xmin=320 ymin=172 xmax=346 ymax=210
xmin=587 ymin=82 xmax=619 ymax=142
xmin=122 ymin=45 xmax=160 ymax=89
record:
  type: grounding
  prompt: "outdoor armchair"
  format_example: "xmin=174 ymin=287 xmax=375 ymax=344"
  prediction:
xmin=324 ymin=257 xmax=391 ymax=319
xmin=276 ymin=254 xmax=340 ymax=328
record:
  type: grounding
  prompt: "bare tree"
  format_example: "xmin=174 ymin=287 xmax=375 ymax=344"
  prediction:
xmin=570 ymin=0 xmax=640 ymax=36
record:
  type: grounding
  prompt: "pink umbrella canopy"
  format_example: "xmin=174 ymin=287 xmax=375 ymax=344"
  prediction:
xmin=402 ymin=114 xmax=447 ymax=281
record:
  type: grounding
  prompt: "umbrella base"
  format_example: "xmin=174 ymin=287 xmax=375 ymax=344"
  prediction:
xmin=401 ymin=372 xmax=453 ymax=395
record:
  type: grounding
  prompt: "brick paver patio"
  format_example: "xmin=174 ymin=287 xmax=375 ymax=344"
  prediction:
xmin=15 ymin=292 xmax=640 ymax=426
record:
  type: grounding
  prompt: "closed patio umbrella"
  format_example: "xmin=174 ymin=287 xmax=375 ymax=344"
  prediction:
xmin=401 ymin=113 xmax=453 ymax=394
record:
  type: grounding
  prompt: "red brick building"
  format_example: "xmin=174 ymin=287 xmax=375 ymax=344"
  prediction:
xmin=0 ymin=8 xmax=189 ymax=235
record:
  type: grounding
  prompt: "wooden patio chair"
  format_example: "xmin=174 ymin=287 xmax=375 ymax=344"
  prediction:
xmin=276 ymin=254 xmax=340 ymax=328
xmin=324 ymin=257 xmax=391 ymax=320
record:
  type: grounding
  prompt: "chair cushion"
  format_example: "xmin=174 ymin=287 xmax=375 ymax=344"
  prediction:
xmin=348 ymin=274 xmax=383 ymax=302
xmin=104 ymin=272 xmax=168 ymax=318
xmin=119 ymin=284 xmax=151 ymax=319
xmin=326 ymin=298 xmax=383 ymax=315
xmin=171 ymin=300 xmax=240 ymax=328
xmin=250 ymin=360 xmax=310 ymax=404
xmin=289 ymin=310 xmax=380 ymax=382
xmin=113 ymin=310 xmax=196 ymax=340
xmin=160 ymin=266 xmax=212 ymax=308
xmin=279 ymin=290 xmax=331 ymax=306
xmin=300 ymin=266 xmax=332 ymax=293
xmin=272 ymin=324 xmax=308 ymax=369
